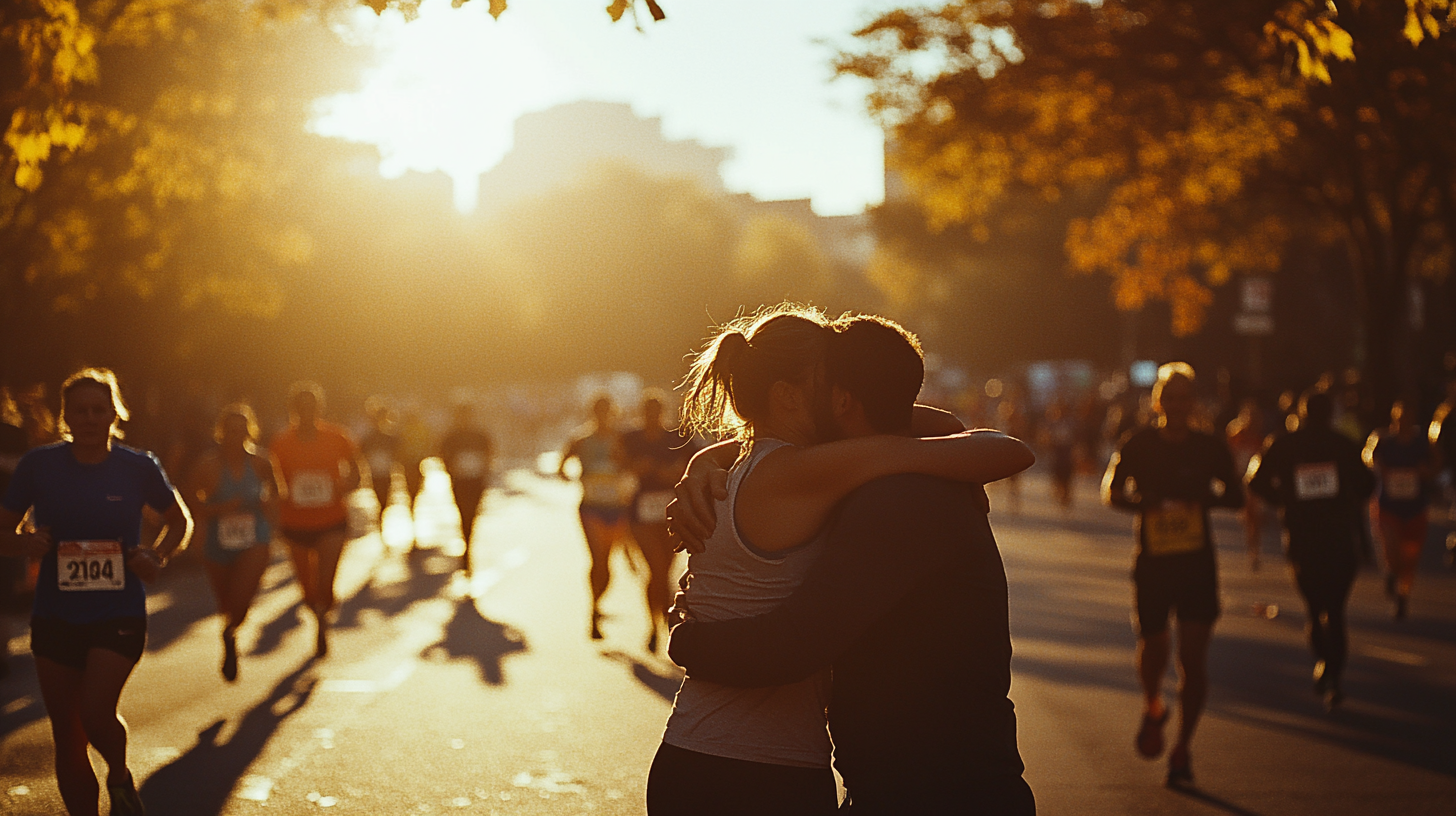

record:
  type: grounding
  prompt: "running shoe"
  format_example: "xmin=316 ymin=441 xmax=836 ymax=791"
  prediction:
xmin=108 ymin=772 xmax=145 ymax=816
xmin=1135 ymin=708 xmax=1169 ymax=758
xmin=590 ymin=610 xmax=604 ymax=641
xmin=222 ymin=633 xmax=239 ymax=682
xmin=1165 ymin=746 xmax=1193 ymax=788
xmin=315 ymin=624 xmax=329 ymax=658
xmin=1312 ymin=660 xmax=1330 ymax=695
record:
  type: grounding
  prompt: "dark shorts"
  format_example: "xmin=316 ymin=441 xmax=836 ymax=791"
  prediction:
xmin=1133 ymin=554 xmax=1220 ymax=637
xmin=31 ymin=615 xmax=147 ymax=670
xmin=646 ymin=743 xmax=837 ymax=816
xmin=579 ymin=504 xmax=629 ymax=528
xmin=279 ymin=523 xmax=348 ymax=549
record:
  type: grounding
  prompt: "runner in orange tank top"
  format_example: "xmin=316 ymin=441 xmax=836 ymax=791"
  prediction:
xmin=269 ymin=382 xmax=363 ymax=658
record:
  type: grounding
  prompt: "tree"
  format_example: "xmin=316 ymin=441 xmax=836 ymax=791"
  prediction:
xmin=1 ymin=1 xmax=366 ymax=384
xmin=840 ymin=0 xmax=1455 ymax=406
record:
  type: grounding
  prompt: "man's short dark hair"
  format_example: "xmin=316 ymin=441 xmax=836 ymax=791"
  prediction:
xmin=827 ymin=315 xmax=924 ymax=433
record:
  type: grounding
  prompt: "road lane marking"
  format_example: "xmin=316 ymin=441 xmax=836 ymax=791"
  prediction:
xmin=235 ymin=775 xmax=274 ymax=802
xmin=319 ymin=658 xmax=418 ymax=693
xmin=1357 ymin=644 xmax=1431 ymax=667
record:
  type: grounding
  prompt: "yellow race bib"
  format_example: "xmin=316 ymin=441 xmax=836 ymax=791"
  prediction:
xmin=1143 ymin=502 xmax=1205 ymax=556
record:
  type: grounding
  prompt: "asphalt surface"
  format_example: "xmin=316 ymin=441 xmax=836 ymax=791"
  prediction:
xmin=1 ymin=464 xmax=1453 ymax=815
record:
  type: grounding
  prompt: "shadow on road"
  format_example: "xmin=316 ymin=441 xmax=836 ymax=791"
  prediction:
xmin=1209 ymin=631 xmax=1456 ymax=778
xmin=249 ymin=598 xmax=304 ymax=658
xmin=139 ymin=659 xmax=317 ymax=816
xmin=1171 ymin=785 xmax=1269 ymax=816
xmin=599 ymin=649 xmax=683 ymax=701
xmin=333 ymin=549 xmax=455 ymax=632
xmin=0 ymin=651 xmax=46 ymax=739
xmin=420 ymin=597 xmax=526 ymax=685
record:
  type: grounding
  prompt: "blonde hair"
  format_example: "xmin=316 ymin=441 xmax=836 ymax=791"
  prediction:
xmin=1152 ymin=361 xmax=1196 ymax=408
xmin=680 ymin=303 xmax=831 ymax=441
xmin=214 ymin=403 xmax=261 ymax=445
xmin=59 ymin=368 xmax=129 ymax=441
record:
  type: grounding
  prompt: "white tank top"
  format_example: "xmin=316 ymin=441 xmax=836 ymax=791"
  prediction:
xmin=662 ymin=438 xmax=832 ymax=768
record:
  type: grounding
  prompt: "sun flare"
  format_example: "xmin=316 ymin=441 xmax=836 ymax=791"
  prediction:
xmin=311 ymin=0 xmax=571 ymax=213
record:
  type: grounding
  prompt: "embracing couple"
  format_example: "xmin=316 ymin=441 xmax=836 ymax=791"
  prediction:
xmin=651 ymin=304 xmax=1037 ymax=815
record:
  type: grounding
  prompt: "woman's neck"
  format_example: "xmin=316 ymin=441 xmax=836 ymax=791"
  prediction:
xmin=754 ymin=418 xmax=812 ymax=447
xmin=70 ymin=438 xmax=111 ymax=464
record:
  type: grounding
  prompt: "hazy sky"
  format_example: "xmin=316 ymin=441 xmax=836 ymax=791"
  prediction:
xmin=310 ymin=0 xmax=901 ymax=214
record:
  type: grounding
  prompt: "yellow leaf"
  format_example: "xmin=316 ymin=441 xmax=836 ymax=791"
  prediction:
xmin=1405 ymin=9 xmax=1426 ymax=45
xmin=15 ymin=164 xmax=43 ymax=191
xmin=1325 ymin=25 xmax=1354 ymax=61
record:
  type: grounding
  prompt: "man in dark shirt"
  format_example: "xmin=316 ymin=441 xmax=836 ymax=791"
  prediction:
xmin=669 ymin=316 xmax=1036 ymax=815
xmin=1249 ymin=390 xmax=1375 ymax=708
xmin=1102 ymin=363 xmax=1244 ymax=786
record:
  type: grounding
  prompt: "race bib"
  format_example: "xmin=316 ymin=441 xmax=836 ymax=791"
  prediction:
xmin=217 ymin=513 xmax=258 ymax=551
xmin=1143 ymin=502 xmax=1205 ymax=556
xmin=57 ymin=540 xmax=125 ymax=592
xmin=582 ymin=473 xmax=631 ymax=507
xmin=290 ymin=470 xmax=334 ymax=508
xmin=368 ymin=450 xmax=393 ymax=478
xmin=1384 ymin=468 xmax=1420 ymax=501
xmin=1294 ymin=462 xmax=1339 ymax=501
xmin=635 ymin=490 xmax=674 ymax=524
xmin=452 ymin=450 xmax=487 ymax=480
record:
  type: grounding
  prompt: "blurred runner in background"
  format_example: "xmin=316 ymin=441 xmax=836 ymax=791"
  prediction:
xmin=1364 ymin=400 xmax=1441 ymax=620
xmin=186 ymin=404 xmax=277 ymax=682
xmin=359 ymin=396 xmax=400 ymax=526
xmin=438 ymin=400 xmax=494 ymax=576
xmin=621 ymin=389 xmax=691 ymax=653
xmin=270 ymin=382 xmax=363 ymax=658
xmin=559 ymin=396 xmax=632 ymax=641
xmin=1226 ymin=397 xmax=1270 ymax=571
xmin=1248 ymin=391 xmax=1375 ymax=710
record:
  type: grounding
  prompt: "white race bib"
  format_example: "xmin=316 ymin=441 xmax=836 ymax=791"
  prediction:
xmin=217 ymin=513 xmax=259 ymax=551
xmin=1294 ymin=462 xmax=1339 ymax=501
xmin=452 ymin=450 xmax=487 ymax=480
xmin=290 ymin=470 xmax=334 ymax=508
xmin=58 ymin=540 xmax=125 ymax=591
xmin=1384 ymin=468 xmax=1420 ymax=501
xmin=1143 ymin=502 xmax=1205 ymax=556
xmin=635 ymin=490 xmax=674 ymax=524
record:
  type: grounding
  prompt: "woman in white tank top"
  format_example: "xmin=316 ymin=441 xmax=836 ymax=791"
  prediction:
xmin=646 ymin=306 xmax=1034 ymax=816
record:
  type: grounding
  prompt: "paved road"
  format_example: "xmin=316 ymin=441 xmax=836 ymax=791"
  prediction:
xmin=1 ymin=465 xmax=1453 ymax=815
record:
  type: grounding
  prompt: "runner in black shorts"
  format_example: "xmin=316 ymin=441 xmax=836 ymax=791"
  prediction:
xmin=1103 ymin=362 xmax=1243 ymax=788
xmin=1 ymin=369 xmax=193 ymax=816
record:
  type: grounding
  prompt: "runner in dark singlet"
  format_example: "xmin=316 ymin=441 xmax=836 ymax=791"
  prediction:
xmin=559 ymin=396 xmax=631 ymax=640
xmin=1102 ymin=362 xmax=1243 ymax=787
xmin=1248 ymin=391 xmax=1375 ymax=708
xmin=0 ymin=369 xmax=193 ymax=816
xmin=438 ymin=401 xmax=494 ymax=576
xmin=1364 ymin=400 xmax=1441 ymax=619
xmin=185 ymin=404 xmax=278 ymax=682
xmin=621 ymin=390 xmax=692 ymax=652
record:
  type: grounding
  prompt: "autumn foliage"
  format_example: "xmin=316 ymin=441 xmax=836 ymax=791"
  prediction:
xmin=841 ymin=0 xmax=1455 ymax=399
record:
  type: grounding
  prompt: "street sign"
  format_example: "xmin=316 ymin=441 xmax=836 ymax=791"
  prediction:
xmin=1234 ymin=312 xmax=1274 ymax=335
xmin=1241 ymin=278 xmax=1273 ymax=313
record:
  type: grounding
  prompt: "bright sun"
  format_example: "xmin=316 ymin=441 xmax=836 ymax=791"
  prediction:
xmin=311 ymin=0 xmax=571 ymax=213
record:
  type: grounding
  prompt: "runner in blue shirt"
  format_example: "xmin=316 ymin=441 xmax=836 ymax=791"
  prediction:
xmin=0 ymin=369 xmax=193 ymax=816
